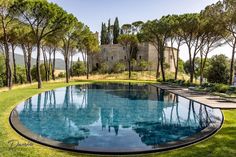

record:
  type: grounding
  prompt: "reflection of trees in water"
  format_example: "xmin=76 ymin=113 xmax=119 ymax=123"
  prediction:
xmin=19 ymin=86 xmax=99 ymax=144
xmin=133 ymin=99 xmax=213 ymax=146
xmin=89 ymin=83 xmax=152 ymax=100
xmin=87 ymin=84 xmax=213 ymax=139
xmin=19 ymin=84 xmax=215 ymax=146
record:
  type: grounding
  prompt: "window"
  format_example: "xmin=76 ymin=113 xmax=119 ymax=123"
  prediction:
xmin=139 ymin=56 xmax=142 ymax=60
xmin=170 ymin=55 xmax=173 ymax=60
xmin=124 ymin=56 xmax=126 ymax=60
xmin=111 ymin=56 xmax=113 ymax=60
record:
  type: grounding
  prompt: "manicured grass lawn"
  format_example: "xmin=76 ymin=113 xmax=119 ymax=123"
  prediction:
xmin=0 ymin=80 xmax=236 ymax=157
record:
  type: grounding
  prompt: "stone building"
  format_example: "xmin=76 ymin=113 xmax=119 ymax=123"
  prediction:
xmin=88 ymin=43 xmax=178 ymax=72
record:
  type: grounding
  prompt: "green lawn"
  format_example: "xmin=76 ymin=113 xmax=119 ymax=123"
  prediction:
xmin=0 ymin=80 xmax=236 ymax=157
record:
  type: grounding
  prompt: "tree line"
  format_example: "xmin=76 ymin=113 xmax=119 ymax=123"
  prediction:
xmin=0 ymin=0 xmax=99 ymax=89
xmin=1 ymin=0 xmax=236 ymax=90
xmin=100 ymin=0 xmax=235 ymax=85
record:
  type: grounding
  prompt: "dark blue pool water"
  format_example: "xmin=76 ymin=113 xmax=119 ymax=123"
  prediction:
xmin=12 ymin=83 xmax=223 ymax=153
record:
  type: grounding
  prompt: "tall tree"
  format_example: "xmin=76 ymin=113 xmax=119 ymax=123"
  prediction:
xmin=198 ymin=9 xmax=224 ymax=85
xmin=0 ymin=0 xmax=14 ymax=89
xmin=12 ymin=0 xmax=70 ymax=88
xmin=101 ymin=23 xmax=107 ymax=45
xmin=41 ymin=43 xmax=49 ymax=81
xmin=107 ymin=19 xmax=111 ymax=44
xmin=132 ymin=21 xmax=144 ymax=34
xmin=8 ymin=21 xmax=21 ymax=84
xmin=177 ymin=13 xmax=205 ymax=83
xmin=60 ymin=17 xmax=83 ymax=83
xmin=79 ymin=27 xmax=100 ymax=79
xmin=139 ymin=21 xmax=160 ymax=79
xmin=121 ymin=24 xmax=132 ymax=34
xmin=205 ymin=0 xmax=236 ymax=85
xmin=118 ymin=34 xmax=138 ymax=79
xmin=165 ymin=15 xmax=184 ymax=80
xmin=140 ymin=19 xmax=172 ymax=81
xmin=18 ymin=24 xmax=35 ymax=83
xmin=86 ymin=35 xmax=100 ymax=79
xmin=100 ymin=22 xmax=104 ymax=45
xmin=113 ymin=17 xmax=120 ymax=44
xmin=44 ymin=33 xmax=61 ymax=81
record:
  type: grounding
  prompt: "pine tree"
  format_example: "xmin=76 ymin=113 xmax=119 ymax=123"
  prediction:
xmin=113 ymin=17 xmax=120 ymax=44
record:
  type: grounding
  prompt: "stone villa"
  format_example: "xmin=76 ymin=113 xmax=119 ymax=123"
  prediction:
xmin=89 ymin=43 xmax=178 ymax=72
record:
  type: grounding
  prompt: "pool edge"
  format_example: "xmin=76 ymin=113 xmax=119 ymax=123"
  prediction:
xmin=8 ymin=83 xmax=224 ymax=155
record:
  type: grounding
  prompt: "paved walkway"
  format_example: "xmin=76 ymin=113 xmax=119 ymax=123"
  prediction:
xmin=153 ymin=84 xmax=236 ymax=109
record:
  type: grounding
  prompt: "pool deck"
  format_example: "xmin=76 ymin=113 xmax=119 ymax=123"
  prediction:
xmin=153 ymin=84 xmax=236 ymax=109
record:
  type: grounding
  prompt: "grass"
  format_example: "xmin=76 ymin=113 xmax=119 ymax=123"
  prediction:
xmin=69 ymin=71 xmax=189 ymax=82
xmin=0 ymin=80 xmax=236 ymax=157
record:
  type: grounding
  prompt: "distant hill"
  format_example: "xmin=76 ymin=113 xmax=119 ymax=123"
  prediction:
xmin=0 ymin=52 xmax=65 ymax=70
xmin=14 ymin=53 xmax=65 ymax=70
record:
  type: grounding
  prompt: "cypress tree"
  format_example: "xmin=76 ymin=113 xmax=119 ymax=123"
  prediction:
xmin=107 ymin=19 xmax=111 ymax=44
xmin=101 ymin=23 xmax=107 ymax=45
xmin=100 ymin=22 xmax=104 ymax=45
xmin=113 ymin=17 xmax=120 ymax=44
xmin=108 ymin=19 xmax=111 ymax=33
xmin=103 ymin=23 xmax=108 ymax=45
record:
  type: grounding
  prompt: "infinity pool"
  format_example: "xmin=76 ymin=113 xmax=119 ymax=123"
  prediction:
xmin=10 ymin=83 xmax=223 ymax=154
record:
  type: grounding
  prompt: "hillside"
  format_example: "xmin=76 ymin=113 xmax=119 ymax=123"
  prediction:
xmin=1 ymin=52 xmax=65 ymax=70
xmin=14 ymin=53 xmax=65 ymax=70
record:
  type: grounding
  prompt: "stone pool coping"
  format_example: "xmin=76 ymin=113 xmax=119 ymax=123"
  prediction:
xmin=9 ymin=84 xmax=224 ymax=155
xmin=152 ymin=84 xmax=236 ymax=109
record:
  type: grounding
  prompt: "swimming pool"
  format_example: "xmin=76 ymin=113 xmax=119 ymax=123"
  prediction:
xmin=10 ymin=83 xmax=223 ymax=154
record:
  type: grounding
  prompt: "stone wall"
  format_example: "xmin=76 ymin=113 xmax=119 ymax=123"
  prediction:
xmin=88 ymin=43 xmax=178 ymax=72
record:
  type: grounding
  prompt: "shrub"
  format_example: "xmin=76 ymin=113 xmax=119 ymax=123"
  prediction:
xmin=206 ymin=55 xmax=230 ymax=84
xmin=178 ymin=59 xmax=185 ymax=73
xmin=31 ymin=64 xmax=47 ymax=81
xmin=166 ymin=79 xmax=175 ymax=83
xmin=201 ymin=83 xmax=214 ymax=88
xmin=211 ymin=84 xmax=230 ymax=93
xmin=15 ymin=66 xmax=27 ymax=84
xmin=184 ymin=60 xmax=191 ymax=74
xmin=98 ymin=62 xmax=109 ymax=74
xmin=131 ymin=59 xmax=137 ymax=70
xmin=183 ymin=80 xmax=197 ymax=87
xmin=0 ymin=54 xmax=5 ymax=87
xmin=164 ymin=62 xmax=170 ymax=70
xmin=177 ymin=80 xmax=185 ymax=85
xmin=72 ymin=61 xmax=86 ymax=76
xmin=139 ymin=59 xmax=149 ymax=71
xmin=58 ymin=72 xmax=65 ymax=78
xmin=227 ymin=86 xmax=236 ymax=93
xmin=113 ymin=62 xmax=126 ymax=73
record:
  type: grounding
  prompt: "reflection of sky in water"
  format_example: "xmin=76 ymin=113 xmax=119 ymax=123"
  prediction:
xmin=16 ymin=84 xmax=222 ymax=150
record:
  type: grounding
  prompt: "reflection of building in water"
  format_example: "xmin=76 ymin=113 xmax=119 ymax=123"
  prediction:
xmin=86 ymin=84 xmax=211 ymax=136
xmin=19 ymin=84 xmax=213 ymax=145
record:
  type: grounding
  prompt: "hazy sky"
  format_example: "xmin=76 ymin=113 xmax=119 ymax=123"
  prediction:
xmin=36 ymin=0 xmax=231 ymax=61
